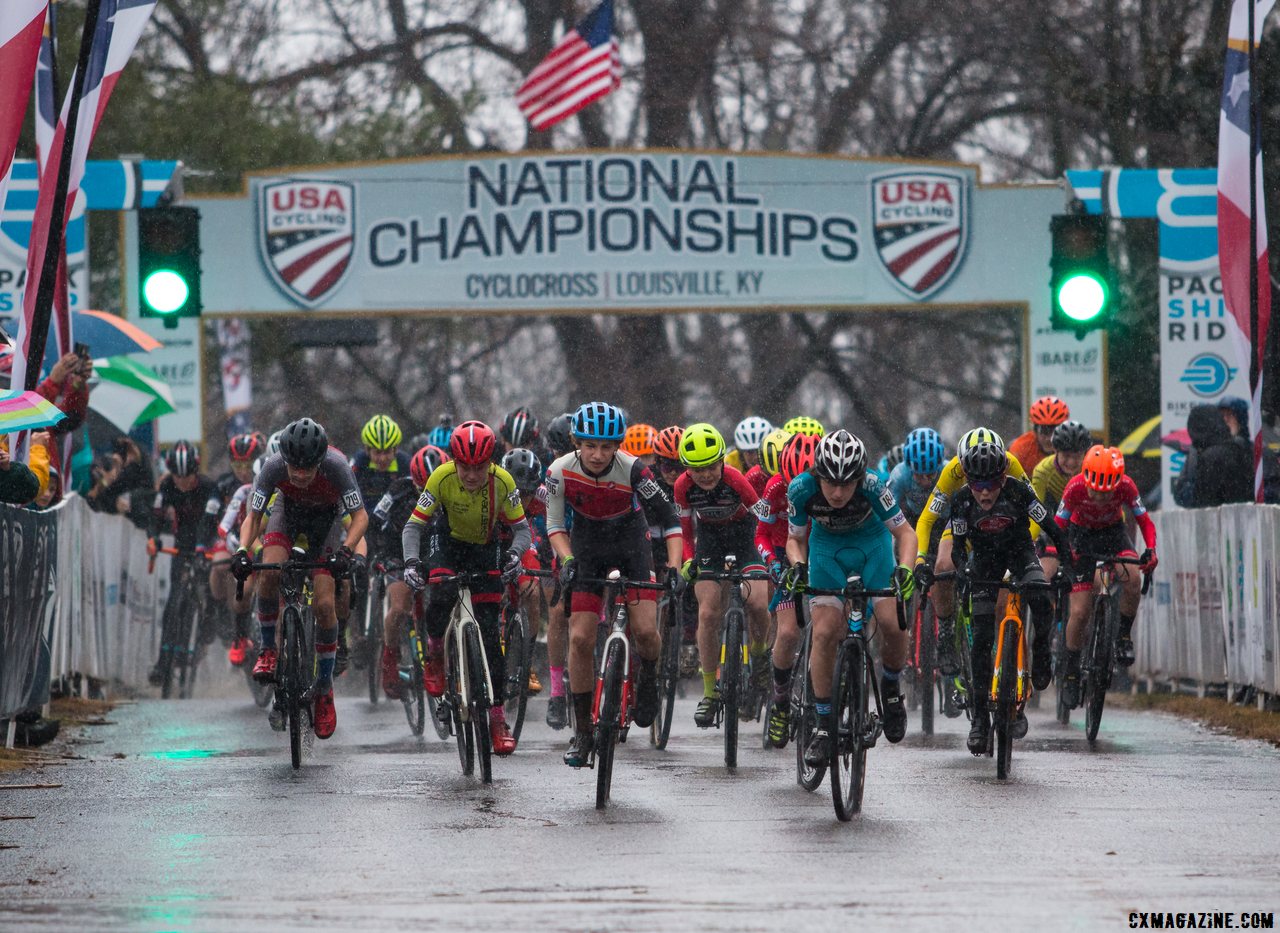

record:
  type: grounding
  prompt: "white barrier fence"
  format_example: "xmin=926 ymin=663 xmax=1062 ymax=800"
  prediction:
xmin=1135 ymin=503 xmax=1280 ymax=697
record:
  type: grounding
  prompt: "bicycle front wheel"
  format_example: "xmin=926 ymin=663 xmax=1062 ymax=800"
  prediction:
xmin=180 ymin=602 xmax=203 ymax=700
xmin=401 ymin=626 xmax=425 ymax=737
xmin=366 ymin=583 xmax=384 ymax=705
xmin=995 ymin=620 xmax=1019 ymax=780
xmin=1085 ymin=596 xmax=1117 ymax=743
xmin=465 ymin=624 xmax=493 ymax=784
xmin=284 ymin=607 xmax=304 ymax=770
xmin=595 ymin=639 xmax=625 ymax=809
xmin=651 ymin=596 xmax=681 ymax=750
xmin=918 ymin=601 xmax=936 ymax=736
xmin=831 ymin=639 xmax=869 ymax=821
xmin=1054 ymin=605 xmax=1071 ymax=725
xmin=793 ymin=629 xmax=825 ymax=791
xmin=502 ymin=606 xmax=530 ymax=744
xmin=722 ymin=608 xmax=744 ymax=769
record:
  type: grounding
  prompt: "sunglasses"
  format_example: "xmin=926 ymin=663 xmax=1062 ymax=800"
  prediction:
xmin=970 ymin=476 xmax=1004 ymax=492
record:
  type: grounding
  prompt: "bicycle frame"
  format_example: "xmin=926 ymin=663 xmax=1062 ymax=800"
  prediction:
xmin=443 ymin=579 xmax=494 ymax=723
xmin=990 ymin=591 xmax=1029 ymax=708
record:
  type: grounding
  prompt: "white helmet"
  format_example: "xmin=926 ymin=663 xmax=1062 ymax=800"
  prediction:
xmin=266 ymin=430 xmax=283 ymax=457
xmin=813 ymin=429 xmax=867 ymax=484
xmin=733 ymin=416 xmax=774 ymax=452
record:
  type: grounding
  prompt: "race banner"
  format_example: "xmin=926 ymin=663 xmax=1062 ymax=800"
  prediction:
xmin=216 ymin=318 xmax=252 ymax=436
xmin=0 ymin=500 xmax=58 ymax=719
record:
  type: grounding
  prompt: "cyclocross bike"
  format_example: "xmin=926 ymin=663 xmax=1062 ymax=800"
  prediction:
xmin=151 ymin=546 xmax=213 ymax=700
xmin=650 ymin=584 xmax=683 ymax=751
xmin=238 ymin=547 xmax=329 ymax=770
xmin=793 ymin=574 xmax=906 ymax=821
xmin=502 ymin=567 xmax=555 ymax=745
xmin=691 ymin=554 xmax=772 ymax=769
xmin=1077 ymin=553 xmax=1150 ymax=743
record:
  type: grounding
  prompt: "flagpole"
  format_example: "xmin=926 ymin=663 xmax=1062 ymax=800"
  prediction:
xmin=1247 ymin=0 xmax=1265 ymax=500
xmin=23 ymin=0 xmax=101 ymax=390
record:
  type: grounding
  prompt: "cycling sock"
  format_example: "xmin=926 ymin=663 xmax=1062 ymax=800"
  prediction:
xmin=549 ymin=666 xmax=566 ymax=698
xmin=749 ymin=639 xmax=768 ymax=657
xmin=233 ymin=611 xmax=251 ymax=640
xmin=337 ymin=617 xmax=348 ymax=640
xmin=315 ymin=638 xmax=337 ymax=684
xmin=814 ymin=698 xmax=832 ymax=718
xmin=257 ymin=606 xmax=278 ymax=651
xmin=572 ymin=691 xmax=593 ymax=732
xmin=639 ymin=658 xmax=657 ymax=681
xmin=702 ymin=671 xmax=718 ymax=698
xmin=1119 ymin=613 xmax=1135 ymax=637
xmin=881 ymin=667 xmax=902 ymax=696
xmin=772 ymin=663 xmax=792 ymax=686
xmin=489 ymin=705 xmax=506 ymax=725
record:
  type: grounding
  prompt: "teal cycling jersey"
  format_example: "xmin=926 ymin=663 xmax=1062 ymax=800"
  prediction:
xmin=787 ymin=471 xmax=906 ymax=538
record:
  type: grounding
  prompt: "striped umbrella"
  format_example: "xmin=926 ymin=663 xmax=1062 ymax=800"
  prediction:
xmin=0 ymin=389 xmax=67 ymax=433
xmin=88 ymin=356 xmax=176 ymax=431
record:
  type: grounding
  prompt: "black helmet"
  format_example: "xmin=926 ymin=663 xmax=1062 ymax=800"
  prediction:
xmin=166 ymin=440 xmax=200 ymax=477
xmin=280 ymin=418 xmax=329 ymax=469
xmin=546 ymin=412 xmax=574 ymax=456
xmin=1051 ymin=420 xmax=1092 ymax=454
xmin=501 ymin=406 xmax=539 ymax=447
xmin=501 ymin=447 xmax=543 ymax=494
xmin=959 ymin=441 xmax=1007 ymax=483
xmin=813 ymin=430 xmax=867 ymax=484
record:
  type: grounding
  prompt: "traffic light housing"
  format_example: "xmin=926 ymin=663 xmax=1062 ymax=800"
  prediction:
xmin=138 ymin=206 xmax=201 ymax=328
xmin=1049 ymin=213 xmax=1112 ymax=338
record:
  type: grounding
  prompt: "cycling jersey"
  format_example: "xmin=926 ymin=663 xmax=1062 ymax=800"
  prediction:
xmin=218 ymin=483 xmax=253 ymax=551
xmin=250 ymin=449 xmax=364 ymax=518
xmin=351 ymin=449 xmax=411 ymax=503
xmin=950 ymin=479 xmax=1065 ymax=558
xmin=1031 ymin=455 xmax=1074 ymax=515
xmin=1008 ymin=430 xmax=1050 ymax=475
xmin=403 ymin=461 xmax=528 ymax=560
xmin=725 ymin=448 xmax=746 ymax=473
xmin=544 ymin=450 xmax=679 ymax=544
xmin=788 ymin=471 xmax=905 ymax=593
xmin=787 ymin=471 xmax=905 ymax=537
xmin=1055 ymin=474 xmax=1157 ymax=548
xmin=754 ymin=473 xmax=790 ymax=564
xmin=151 ymin=474 xmax=220 ymax=551
xmin=886 ymin=461 xmax=936 ymax=526
xmin=674 ymin=465 xmax=770 ymax=568
xmin=915 ymin=452 xmax=1035 ymax=557
xmin=371 ymin=475 xmax=420 ymax=563
xmin=743 ymin=464 xmax=768 ymax=497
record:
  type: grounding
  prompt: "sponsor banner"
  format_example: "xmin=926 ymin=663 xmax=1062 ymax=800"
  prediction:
xmin=0 ymin=501 xmax=58 ymax=719
xmin=186 ymin=152 xmax=1102 ymax=429
xmin=216 ymin=318 xmax=252 ymax=436
xmin=135 ymin=316 xmax=202 ymax=444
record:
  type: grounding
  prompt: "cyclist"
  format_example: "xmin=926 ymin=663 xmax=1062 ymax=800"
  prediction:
xmin=1055 ymin=446 xmax=1158 ymax=707
xmin=725 ymin=416 xmax=773 ymax=475
xmin=674 ymin=423 xmax=773 ymax=728
xmin=914 ymin=428 xmax=1035 ymax=681
xmin=1031 ymin=419 xmax=1092 ymax=582
xmin=621 ymin=423 xmax=658 ymax=468
xmin=401 ymin=421 xmax=531 ymax=755
xmin=500 ymin=447 xmax=551 ymax=697
xmin=231 ymin=418 xmax=368 ymax=741
xmin=500 ymin=405 xmax=555 ymax=467
xmin=545 ymin=402 xmax=683 ymax=767
xmin=370 ymin=444 xmax=438 ymax=699
xmin=785 ymin=430 xmax=918 ymax=765
xmin=545 ymin=412 xmax=575 ymax=459
xmin=653 ymin=424 xmax=698 ymax=676
xmin=210 ymin=432 xmax=265 ymax=666
xmin=147 ymin=441 xmax=220 ymax=686
xmin=887 ymin=428 xmax=946 ymax=528
xmin=756 ymin=432 xmax=819 ymax=747
xmin=782 ymin=415 xmax=825 ymax=438
xmin=873 ymin=443 xmax=905 ymax=483
xmin=1008 ymin=395 xmax=1070 ymax=475
xmin=947 ymin=437 xmax=1066 ymax=754
xmin=427 ymin=415 xmax=454 ymax=452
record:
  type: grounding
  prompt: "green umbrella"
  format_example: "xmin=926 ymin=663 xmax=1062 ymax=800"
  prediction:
xmin=88 ymin=356 xmax=177 ymax=431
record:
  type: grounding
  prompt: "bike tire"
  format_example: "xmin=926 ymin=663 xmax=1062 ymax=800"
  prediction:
xmin=722 ymin=608 xmax=743 ymax=769
xmin=366 ymin=582 xmax=384 ymax=705
xmin=995 ymin=620 xmax=1019 ymax=780
xmin=180 ymin=602 xmax=203 ymax=700
xmin=596 ymin=640 xmax=625 ymax=809
xmin=449 ymin=639 xmax=473 ymax=775
xmin=428 ymin=692 xmax=451 ymax=740
xmin=284 ymin=607 xmax=304 ymax=770
xmin=1054 ymin=606 xmax=1071 ymax=725
xmin=918 ymin=601 xmax=936 ymax=737
xmin=1085 ymin=597 xmax=1116 ymax=743
xmin=402 ymin=627 xmax=426 ymax=737
xmin=248 ymin=667 xmax=273 ymax=708
xmin=793 ymin=630 xmax=825 ymax=791
xmin=465 ymin=625 xmax=493 ymax=784
xmin=652 ymin=597 xmax=681 ymax=750
xmin=503 ymin=607 xmax=530 ymax=745
xmin=831 ymin=639 xmax=868 ymax=821
xmin=957 ymin=609 xmax=976 ymax=722
xmin=158 ymin=590 xmax=183 ymax=700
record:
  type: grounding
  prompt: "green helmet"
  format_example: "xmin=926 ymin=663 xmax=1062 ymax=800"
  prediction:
xmin=782 ymin=416 xmax=825 ymax=438
xmin=679 ymin=423 xmax=727 ymax=468
xmin=361 ymin=414 xmax=402 ymax=451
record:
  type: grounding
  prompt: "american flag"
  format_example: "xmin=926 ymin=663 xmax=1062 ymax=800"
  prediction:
xmin=1216 ymin=0 xmax=1274 ymax=500
xmin=517 ymin=0 xmax=620 ymax=132
xmin=0 ymin=1 xmax=48 ymax=221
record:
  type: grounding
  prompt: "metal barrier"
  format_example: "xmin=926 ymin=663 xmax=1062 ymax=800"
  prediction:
xmin=1135 ymin=504 xmax=1280 ymax=699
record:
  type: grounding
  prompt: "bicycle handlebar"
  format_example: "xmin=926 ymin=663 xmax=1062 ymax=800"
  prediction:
xmin=1080 ymin=553 xmax=1153 ymax=595
xmin=234 ymin=558 xmax=332 ymax=600
xmin=693 ymin=568 xmax=773 ymax=583
xmin=571 ymin=575 xmax=667 ymax=591
xmin=797 ymin=583 xmax=908 ymax=630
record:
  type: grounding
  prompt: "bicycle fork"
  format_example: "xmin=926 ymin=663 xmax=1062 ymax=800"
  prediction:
xmin=592 ymin=608 xmax=632 ymax=731
xmin=990 ymin=601 xmax=1029 ymax=708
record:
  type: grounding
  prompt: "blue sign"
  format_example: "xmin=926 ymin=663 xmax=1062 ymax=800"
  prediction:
xmin=1180 ymin=352 xmax=1238 ymax=397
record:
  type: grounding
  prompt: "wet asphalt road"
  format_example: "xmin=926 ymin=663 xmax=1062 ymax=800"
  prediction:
xmin=2 ymin=664 xmax=1278 ymax=932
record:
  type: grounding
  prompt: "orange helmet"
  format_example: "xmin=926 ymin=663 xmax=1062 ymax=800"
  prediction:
xmin=1081 ymin=444 xmax=1125 ymax=491
xmin=621 ymin=423 xmax=657 ymax=457
xmin=1030 ymin=395 xmax=1070 ymax=427
xmin=653 ymin=425 xmax=684 ymax=461
xmin=779 ymin=433 xmax=820 ymax=483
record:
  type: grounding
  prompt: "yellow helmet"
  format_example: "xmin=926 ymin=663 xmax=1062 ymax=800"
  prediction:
xmin=958 ymin=426 xmax=1005 ymax=456
xmin=361 ymin=414 xmax=402 ymax=451
xmin=782 ymin=416 xmax=825 ymax=438
xmin=759 ymin=428 xmax=793 ymax=477
xmin=679 ymin=423 xmax=727 ymax=468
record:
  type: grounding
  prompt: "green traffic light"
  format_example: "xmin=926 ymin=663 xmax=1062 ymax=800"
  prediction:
xmin=1056 ymin=272 xmax=1107 ymax=322
xmin=143 ymin=269 xmax=190 ymax=314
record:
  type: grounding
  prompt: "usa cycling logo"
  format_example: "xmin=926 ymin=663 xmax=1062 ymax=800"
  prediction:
xmin=870 ymin=170 xmax=969 ymax=300
xmin=1180 ymin=353 xmax=1238 ymax=397
xmin=258 ymin=180 xmax=356 ymax=308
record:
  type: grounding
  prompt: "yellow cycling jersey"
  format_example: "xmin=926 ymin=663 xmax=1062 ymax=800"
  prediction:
xmin=915 ymin=453 xmax=1036 ymax=557
xmin=406 ymin=461 xmax=524 ymax=546
xmin=725 ymin=448 xmax=745 ymax=473
xmin=1031 ymin=455 xmax=1074 ymax=514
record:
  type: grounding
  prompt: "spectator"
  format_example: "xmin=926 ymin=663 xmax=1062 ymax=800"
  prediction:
xmin=31 ymin=464 xmax=61 ymax=510
xmin=1218 ymin=395 xmax=1249 ymax=445
xmin=0 ymin=441 xmax=40 ymax=505
xmin=84 ymin=437 xmax=154 ymax=528
xmin=0 ymin=432 xmax=51 ymax=505
xmin=37 ymin=353 xmax=91 ymax=451
xmin=1175 ymin=404 xmax=1253 ymax=507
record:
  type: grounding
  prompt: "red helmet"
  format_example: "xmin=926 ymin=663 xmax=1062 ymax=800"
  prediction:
xmin=410 ymin=445 xmax=446 ymax=486
xmin=779 ymin=433 xmax=820 ymax=483
xmin=653 ymin=425 xmax=684 ymax=461
xmin=1030 ymin=395 xmax=1070 ymax=427
xmin=228 ymin=432 xmax=265 ymax=463
xmin=1082 ymin=444 xmax=1125 ymax=491
xmin=449 ymin=420 xmax=496 ymax=465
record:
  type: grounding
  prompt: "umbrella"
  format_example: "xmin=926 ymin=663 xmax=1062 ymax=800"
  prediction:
xmin=87 ymin=356 xmax=176 ymax=431
xmin=1117 ymin=414 xmax=1162 ymax=460
xmin=0 ymin=389 xmax=67 ymax=433
xmin=1161 ymin=429 xmax=1192 ymax=455
xmin=43 ymin=310 xmax=162 ymax=368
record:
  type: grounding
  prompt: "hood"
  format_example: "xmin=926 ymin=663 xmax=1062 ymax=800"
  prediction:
xmin=1186 ymin=404 xmax=1230 ymax=448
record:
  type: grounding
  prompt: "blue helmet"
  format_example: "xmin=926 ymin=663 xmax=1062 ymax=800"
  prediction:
xmin=903 ymin=427 xmax=945 ymax=474
xmin=427 ymin=425 xmax=452 ymax=448
xmin=571 ymin=401 xmax=627 ymax=441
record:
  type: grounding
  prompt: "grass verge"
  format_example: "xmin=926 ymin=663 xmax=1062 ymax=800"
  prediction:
xmin=1113 ymin=692 xmax=1280 ymax=747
